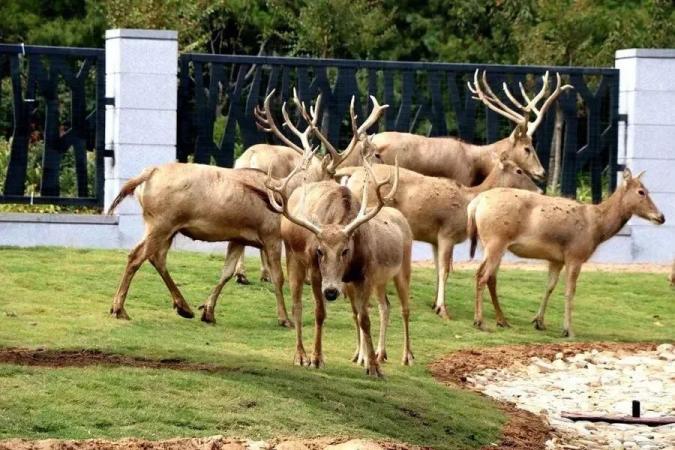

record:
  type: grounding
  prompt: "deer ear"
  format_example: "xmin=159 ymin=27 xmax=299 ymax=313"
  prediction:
xmin=499 ymin=152 xmax=509 ymax=162
xmin=635 ymin=170 xmax=646 ymax=180
xmin=622 ymin=167 xmax=633 ymax=181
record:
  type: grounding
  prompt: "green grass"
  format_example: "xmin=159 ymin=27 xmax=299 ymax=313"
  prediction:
xmin=0 ymin=247 xmax=672 ymax=448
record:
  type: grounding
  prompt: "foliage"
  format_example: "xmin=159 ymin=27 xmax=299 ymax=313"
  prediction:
xmin=0 ymin=138 xmax=100 ymax=213
xmin=0 ymin=248 xmax=672 ymax=446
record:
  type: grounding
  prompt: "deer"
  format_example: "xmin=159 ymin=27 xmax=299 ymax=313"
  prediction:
xmin=265 ymin=105 xmax=414 ymax=377
xmin=365 ymin=69 xmax=572 ymax=186
xmin=106 ymin=163 xmax=293 ymax=327
xmin=467 ymin=168 xmax=665 ymax=337
xmin=339 ymin=152 xmax=541 ymax=319
xmin=232 ymin=90 xmax=385 ymax=284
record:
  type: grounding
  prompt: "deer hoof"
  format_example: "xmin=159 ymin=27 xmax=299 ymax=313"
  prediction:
xmin=433 ymin=304 xmax=451 ymax=320
xmin=532 ymin=317 xmax=546 ymax=330
xmin=199 ymin=305 xmax=215 ymax=324
xmin=175 ymin=304 xmax=195 ymax=319
xmin=496 ymin=319 xmax=511 ymax=328
xmin=294 ymin=350 xmax=309 ymax=366
xmin=473 ymin=319 xmax=485 ymax=330
xmin=260 ymin=273 xmax=271 ymax=283
xmin=376 ymin=350 xmax=388 ymax=363
xmin=402 ymin=351 xmax=415 ymax=366
xmin=278 ymin=318 xmax=294 ymax=328
xmin=310 ymin=355 xmax=325 ymax=369
xmin=561 ymin=329 xmax=574 ymax=338
xmin=110 ymin=307 xmax=131 ymax=320
xmin=366 ymin=364 xmax=384 ymax=378
xmin=235 ymin=274 xmax=250 ymax=285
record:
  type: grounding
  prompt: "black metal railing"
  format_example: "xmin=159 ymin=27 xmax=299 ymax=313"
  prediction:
xmin=0 ymin=44 xmax=105 ymax=206
xmin=177 ymin=54 xmax=619 ymax=202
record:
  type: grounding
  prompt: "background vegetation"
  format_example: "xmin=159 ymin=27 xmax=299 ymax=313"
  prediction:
xmin=1 ymin=1 xmax=673 ymax=66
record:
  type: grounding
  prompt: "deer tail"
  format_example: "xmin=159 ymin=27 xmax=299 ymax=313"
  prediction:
xmin=467 ymin=197 xmax=480 ymax=259
xmin=106 ymin=167 xmax=157 ymax=215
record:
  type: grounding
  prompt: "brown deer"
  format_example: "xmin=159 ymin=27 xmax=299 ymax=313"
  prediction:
xmin=266 ymin=123 xmax=413 ymax=377
xmin=367 ymin=70 xmax=572 ymax=185
xmin=233 ymin=90 xmax=385 ymax=284
xmin=467 ymin=168 xmax=665 ymax=337
xmin=339 ymin=152 xmax=540 ymax=319
xmin=670 ymin=259 xmax=675 ymax=287
xmin=106 ymin=163 xmax=292 ymax=327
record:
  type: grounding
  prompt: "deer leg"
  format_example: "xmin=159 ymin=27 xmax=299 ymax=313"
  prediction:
xmin=111 ymin=240 xmax=148 ymax=320
xmin=433 ymin=238 xmax=454 ymax=319
xmin=532 ymin=261 xmax=563 ymax=330
xmin=147 ymin=239 xmax=194 ymax=319
xmin=562 ymin=262 xmax=582 ymax=338
xmin=263 ymin=242 xmax=291 ymax=328
xmin=375 ymin=284 xmax=390 ymax=363
xmin=234 ymin=251 xmax=250 ymax=285
xmin=199 ymin=242 xmax=245 ymax=324
xmin=287 ymin=251 xmax=308 ymax=366
xmin=487 ymin=271 xmax=509 ymax=327
xmin=394 ymin=266 xmax=414 ymax=366
xmin=346 ymin=285 xmax=363 ymax=364
xmin=259 ymin=250 xmax=271 ymax=283
xmin=309 ymin=267 xmax=326 ymax=369
xmin=354 ymin=287 xmax=381 ymax=378
xmin=474 ymin=244 xmax=505 ymax=330
xmin=431 ymin=244 xmax=439 ymax=310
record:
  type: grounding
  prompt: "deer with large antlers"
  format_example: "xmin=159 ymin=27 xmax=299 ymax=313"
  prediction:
xmin=233 ymin=90 xmax=387 ymax=284
xmin=364 ymin=70 xmax=572 ymax=186
xmin=467 ymin=168 xmax=665 ymax=337
xmin=339 ymin=152 xmax=540 ymax=319
xmin=266 ymin=110 xmax=414 ymax=376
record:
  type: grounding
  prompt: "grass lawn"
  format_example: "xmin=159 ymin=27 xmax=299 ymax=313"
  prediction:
xmin=0 ymin=247 xmax=671 ymax=449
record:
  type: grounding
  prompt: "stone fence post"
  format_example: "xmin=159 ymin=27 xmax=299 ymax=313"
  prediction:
xmin=615 ymin=49 xmax=675 ymax=263
xmin=104 ymin=29 xmax=178 ymax=247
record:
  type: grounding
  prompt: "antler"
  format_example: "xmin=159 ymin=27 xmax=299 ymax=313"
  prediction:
xmin=264 ymin=145 xmax=322 ymax=235
xmin=254 ymin=89 xmax=322 ymax=155
xmin=342 ymin=135 xmax=399 ymax=236
xmin=467 ymin=69 xmax=573 ymax=137
xmin=297 ymin=95 xmax=388 ymax=175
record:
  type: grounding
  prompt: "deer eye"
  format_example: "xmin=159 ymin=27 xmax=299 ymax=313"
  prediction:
xmin=341 ymin=248 xmax=349 ymax=256
xmin=524 ymin=147 xmax=531 ymax=154
xmin=638 ymin=189 xmax=646 ymax=196
xmin=516 ymin=168 xmax=523 ymax=175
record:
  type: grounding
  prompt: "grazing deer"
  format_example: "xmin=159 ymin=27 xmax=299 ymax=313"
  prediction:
xmin=233 ymin=90 xmax=385 ymax=284
xmin=467 ymin=168 xmax=665 ymax=337
xmin=106 ymin=163 xmax=292 ymax=327
xmin=367 ymin=70 xmax=572 ymax=185
xmin=340 ymin=152 xmax=540 ymax=319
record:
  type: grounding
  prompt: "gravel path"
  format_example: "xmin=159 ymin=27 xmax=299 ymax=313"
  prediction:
xmin=466 ymin=344 xmax=675 ymax=449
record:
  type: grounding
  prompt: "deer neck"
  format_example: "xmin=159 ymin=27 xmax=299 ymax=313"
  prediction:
xmin=591 ymin=189 xmax=631 ymax=243
xmin=464 ymin=168 xmax=499 ymax=198
xmin=470 ymin=141 xmax=502 ymax=180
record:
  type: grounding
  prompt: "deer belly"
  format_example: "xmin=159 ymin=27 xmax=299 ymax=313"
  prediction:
xmin=508 ymin=239 xmax=564 ymax=262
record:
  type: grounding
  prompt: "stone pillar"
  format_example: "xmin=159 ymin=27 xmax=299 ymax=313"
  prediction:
xmin=104 ymin=29 xmax=178 ymax=247
xmin=615 ymin=49 xmax=675 ymax=263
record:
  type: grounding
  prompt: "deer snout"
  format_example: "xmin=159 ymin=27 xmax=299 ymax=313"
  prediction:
xmin=323 ymin=288 xmax=341 ymax=301
xmin=650 ymin=213 xmax=666 ymax=225
xmin=531 ymin=170 xmax=546 ymax=182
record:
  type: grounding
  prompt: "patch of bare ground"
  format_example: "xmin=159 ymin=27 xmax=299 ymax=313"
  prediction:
xmin=0 ymin=348 xmax=235 ymax=373
xmin=428 ymin=342 xmax=658 ymax=450
xmin=0 ymin=437 xmax=424 ymax=450
xmin=413 ymin=259 xmax=671 ymax=274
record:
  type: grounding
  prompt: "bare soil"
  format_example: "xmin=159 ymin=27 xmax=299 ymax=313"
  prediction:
xmin=428 ymin=342 xmax=659 ymax=450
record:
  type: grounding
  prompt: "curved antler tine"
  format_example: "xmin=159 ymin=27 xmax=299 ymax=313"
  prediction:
xmin=471 ymin=70 xmax=525 ymax=124
xmin=254 ymin=89 xmax=306 ymax=154
xmin=503 ymin=81 xmax=525 ymax=110
xmin=383 ymin=154 xmax=400 ymax=203
xmin=349 ymin=96 xmax=359 ymax=138
xmin=526 ymin=72 xmax=574 ymax=136
xmin=480 ymin=71 xmax=525 ymax=122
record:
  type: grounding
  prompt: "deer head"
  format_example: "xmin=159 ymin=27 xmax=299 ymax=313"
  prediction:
xmin=486 ymin=153 xmax=542 ymax=193
xmin=265 ymin=136 xmax=399 ymax=301
xmin=619 ymin=168 xmax=665 ymax=225
xmin=468 ymin=70 xmax=573 ymax=182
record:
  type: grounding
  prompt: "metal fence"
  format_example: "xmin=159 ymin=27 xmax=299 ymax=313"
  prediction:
xmin=0 ymin=44 xmax=106 ymax=207
xmin=177 ymin=54 xmax=620 ymax=202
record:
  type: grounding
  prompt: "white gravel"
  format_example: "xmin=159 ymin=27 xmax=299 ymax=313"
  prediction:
xmin=466 ymin=344 xmax=675 ymax=449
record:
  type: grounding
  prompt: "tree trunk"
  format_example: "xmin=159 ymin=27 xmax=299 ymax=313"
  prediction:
xmin=548 ymin=104 xmax=564 ymax=192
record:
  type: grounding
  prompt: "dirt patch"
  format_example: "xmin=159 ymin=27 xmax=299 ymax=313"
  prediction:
xmin=0 ymin=348 xmax=235 ymax=373
xmin=428 ymin=342 xmax=659 ymax=450
xmin=0 ymin=437 xmax=422 ymax=450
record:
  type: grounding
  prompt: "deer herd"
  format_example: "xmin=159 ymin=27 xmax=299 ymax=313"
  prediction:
xmin=107 ymin=70 xmax=665 ymax=377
